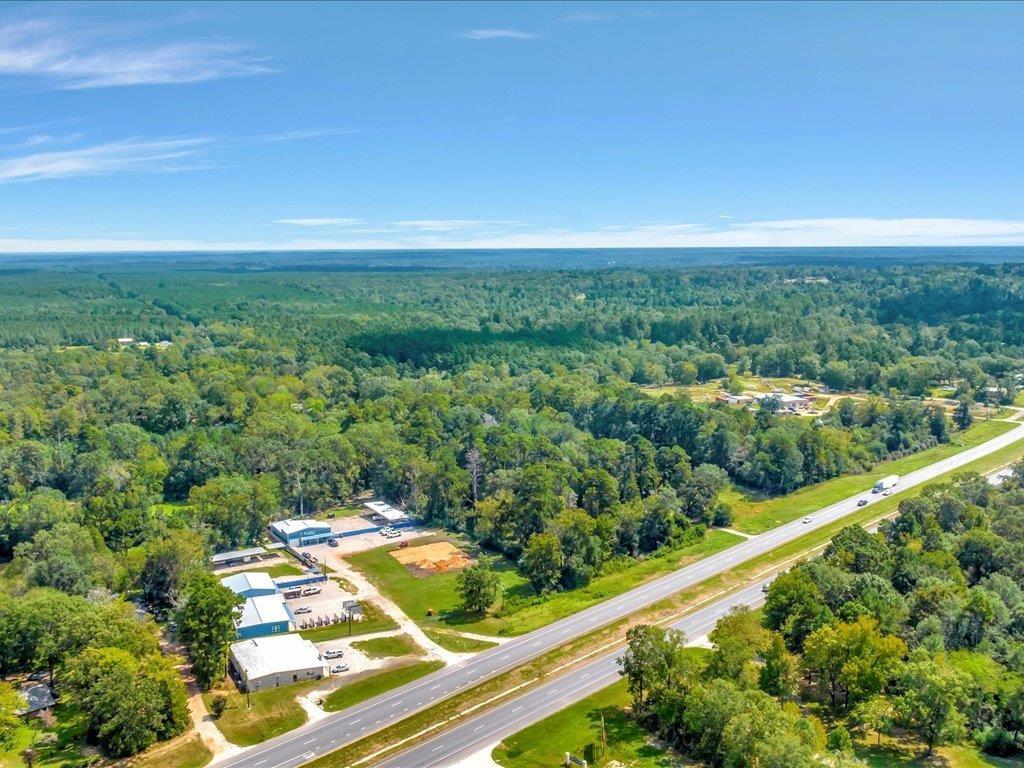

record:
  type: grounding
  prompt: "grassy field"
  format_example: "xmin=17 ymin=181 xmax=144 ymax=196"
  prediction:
xmin=324 ymin=505 xmax=368 ymax=519
xmin=350 ymin=634 xmax=420 ymax=658
xmin=346 ymin=534 xmax=530 ymax=635
xmin=422 ymin=628 xmax=499 ymax=653
xmin=203 ymin=678 xmax=321 ymax=746
xmin=726 ymin=419 xmax=1014 ymax=534
xmin=298 ymin=600 xmax=398 ymax=641
xmin=349 ymin=530 xmax=742 ymax=637
xmin=321 ymin=661 xmax=444 ymax=713
xmin=243 ymin=560 xmax=304 ymax=578
xmin=131 ymin=735 xmax=212 ymax=768
xmin=0 ymin=704 xmax=89 ymax=768
xmin=492 ymin=653 xmax=706 ymax=768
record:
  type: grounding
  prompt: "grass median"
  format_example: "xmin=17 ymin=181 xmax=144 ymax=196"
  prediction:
xmin=493 ymin=651 xmax=710 ymax=768
xmin=303 ymin=434 xmax=1024 ymax=768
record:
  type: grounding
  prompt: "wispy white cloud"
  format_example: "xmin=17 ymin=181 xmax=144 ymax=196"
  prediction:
xmin=274 ymin=218 xmax=362 ymax=227
xmin=248 ymin=128 xmax=359 ymax=143
xmin=459 ymin=28 xmax=538 ymax=40
xmin=6 ymin=217 xmax=1024 ymax=253
xmin=0 ymin=138 xmax=210 ymax=182
xmin=392 ymin=219 xmax=519 ymax=231
xmin=0 ymin=125 xmax=355 ymax=183
xmin=0 ymin=14 xmax=270 ymax=88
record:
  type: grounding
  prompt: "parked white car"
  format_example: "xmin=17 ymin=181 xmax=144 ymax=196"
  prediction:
xmin=323 ymin=649 xmax=344 ymax=659
xmin=330 ymin=664 xmax=349 ymax=673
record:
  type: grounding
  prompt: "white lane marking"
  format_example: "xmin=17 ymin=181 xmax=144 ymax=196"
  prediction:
xmin=473 ymin=723 xmax=487 ymax=732
xmin=430 ymin=684 xmax=440 ymax=690
xmin=431 ymin=744 xmax=445 ymax=752
xmin=303 ymin=738 xmax=317 ymax=745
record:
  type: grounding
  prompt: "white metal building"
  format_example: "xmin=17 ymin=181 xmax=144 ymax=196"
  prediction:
xmin=229 ymin=634 xmax=327 ymax=691
xmin=364 ymin=500 xmax=408 ymax=523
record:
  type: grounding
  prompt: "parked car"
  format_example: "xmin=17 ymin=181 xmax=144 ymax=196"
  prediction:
xmin=323 ymin=649 xmax=344 ymax=659
xmin=398 ymin=540 xmax=409 ymax=548
xmin=301 ymin=586 xmax=322 ymax=596
xmin=294 ymin=606 xmax=312 ymax=614
xmin=330 ymin=664 xmax=349 ymax=673
xmin=857 ymin=498 xmax=869 ymax=507
xmin=327 ymin=538 xmax=339 ymax=547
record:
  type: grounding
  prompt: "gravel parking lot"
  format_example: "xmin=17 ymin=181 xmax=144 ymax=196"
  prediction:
xmin=284 ymin=578 xmax=354 ymax=627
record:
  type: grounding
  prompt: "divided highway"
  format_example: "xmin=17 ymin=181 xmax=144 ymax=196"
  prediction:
xmin=224 ymin=423 xmax=1024 ymax=768
xmin=375 ymin=579 xmax=773 ymax=768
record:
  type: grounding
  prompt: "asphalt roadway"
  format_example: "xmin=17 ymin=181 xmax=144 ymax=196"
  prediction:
xmin=224 ymin=422 xmax=1024 ymax=768
xmin=374 ymin=578 xmax=773 ymax=768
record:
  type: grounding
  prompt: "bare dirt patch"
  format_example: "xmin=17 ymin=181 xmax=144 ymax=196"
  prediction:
xmin=389 ymin=541 xmax=473 ymax=576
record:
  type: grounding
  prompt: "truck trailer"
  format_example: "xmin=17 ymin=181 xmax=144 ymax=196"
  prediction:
xmin=873 ymin=475 xmax=899 ymax=493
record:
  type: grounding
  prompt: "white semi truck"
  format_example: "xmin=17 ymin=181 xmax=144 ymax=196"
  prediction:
xmin=873 ymin=474 xmax=900 ymax=493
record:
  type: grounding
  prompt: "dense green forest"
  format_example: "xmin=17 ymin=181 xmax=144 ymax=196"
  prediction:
xmin=0 ymin=261 xmax=1022 ymax=758
xmin=620 ymin=468 xmax=1024 ymax=763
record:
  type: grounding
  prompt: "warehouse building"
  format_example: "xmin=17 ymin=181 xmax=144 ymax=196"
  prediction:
xmin=235 ymin=593 xmax=296 ymax=639
xmin=219 ymin=570 xmax=279 ymax=599
xmin=269 ymin=519 xmax=335 ymax=546
xmin=229 ymin=634 xmax=327 ymax=691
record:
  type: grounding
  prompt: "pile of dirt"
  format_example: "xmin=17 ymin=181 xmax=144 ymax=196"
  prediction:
xmin=390 ymin=541 xmax=473 ymax=575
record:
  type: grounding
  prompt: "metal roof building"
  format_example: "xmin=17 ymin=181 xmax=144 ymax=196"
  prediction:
xmin=210 ymin=547 xmax=267 ymax=566
xmin=220 ymin=570 xmax=279 ymax=599
xmin=229 ymin=634 xmax=327 ymax=692
xmin=269 ymin=519 xmax=335 ymax=546
xmin=235 ymin=594 xmax=295 ymax=639
xmin=364 ymin=501 xmax=408 ymax=523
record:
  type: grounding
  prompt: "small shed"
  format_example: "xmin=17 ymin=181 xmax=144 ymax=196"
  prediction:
xmin=16 ymin=683 xmax=56 ymax=716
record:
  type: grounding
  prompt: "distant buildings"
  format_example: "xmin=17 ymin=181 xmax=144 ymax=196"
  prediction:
xmin=229 ymin=635 xmax=327 ymax=691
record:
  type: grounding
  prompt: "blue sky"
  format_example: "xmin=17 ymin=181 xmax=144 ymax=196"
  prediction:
xmin=0 ymin=0 xmax=1023 ymax=252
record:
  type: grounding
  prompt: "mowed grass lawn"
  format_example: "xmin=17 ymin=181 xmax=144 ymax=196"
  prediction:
xmin=243 ymin=560 xmax=305 ymax=578
xmin=0 ymin=703 xmax=89 ymax=768
xmin=726 ymin=419 xmax=1015 ymax=534
xmin=321 ymin=661 xmax=444 ymax=713
xmin=492 ymin=653 xmax=706 ymax=768
xmin=203 ymin=678 xmax=322 ymax=746
xmin=133 ymin=734 xmax=212 ymax=768
xmin=348 ymin=530 xmax=742 ymax=637
xmin=350 ymin=633 xmax=420 ymax=658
